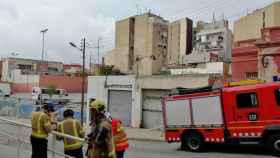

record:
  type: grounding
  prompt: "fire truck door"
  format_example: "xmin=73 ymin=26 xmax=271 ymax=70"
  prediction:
xmin=235 ymin=92 xmax=260 ymax=122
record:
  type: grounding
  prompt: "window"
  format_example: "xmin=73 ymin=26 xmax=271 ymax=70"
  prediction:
xmin=274 ymin=89 xmax=280 ymax=106
xmin=246 ymin=72 xmax=258 ymax=79
xmin=236 ymin=92 xmax=258 ymax=108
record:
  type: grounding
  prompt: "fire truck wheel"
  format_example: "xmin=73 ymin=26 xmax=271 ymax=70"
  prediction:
xmin=185 ymin=133 xmax=205 ymax=152
xmin=266 ymin=134 xmax=280 ymax=155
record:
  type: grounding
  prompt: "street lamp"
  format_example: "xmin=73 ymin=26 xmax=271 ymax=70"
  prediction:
xmin=69 ymin=39 xmax=86 ymax=126
xmin=40 ymin=28 xmax=48 ymax=61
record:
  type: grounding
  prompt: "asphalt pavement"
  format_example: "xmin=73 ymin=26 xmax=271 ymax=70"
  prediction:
xmin=126 ymin=140 xmax=275 ymax=158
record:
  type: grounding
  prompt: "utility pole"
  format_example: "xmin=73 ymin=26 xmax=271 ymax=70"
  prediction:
xmin=81 ymin=38 xmax=86 ymax=126
xmin=97 ymin=38 xmax=101 ymax=74
xmin=89 ymin=52 xmax=92 ymax=75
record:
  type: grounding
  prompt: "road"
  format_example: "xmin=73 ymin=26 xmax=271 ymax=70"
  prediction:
xmin=126 ymin=140 xmax=275 ymax=158
xmin=0 ymin=139 xmax=276 ymax=158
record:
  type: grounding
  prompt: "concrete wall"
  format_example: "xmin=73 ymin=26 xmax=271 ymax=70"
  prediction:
xmin=105 ymin=13 xmax=168 ymax=76
xmin=168 ymin=20 xmax=181 ymax=64
xmin=113 ymin=18 xmax=133 ymax=73
xmin=133 ymin=14 xmax=152 ymax=75
xmin=87 ymin=74 xmax=212 ymax=128
xmin=133 ymin=13 xmax=168 ymax=76
xmin=258 ymin=46 xmax=280 ymax=82
xmin=168 ymin=18 xmax=192 ymax=65
xmin=170 ymin=62 xmax=225 ymax=75
xmin=234 ymin=2 xmax=280 ymax=42
xmin=104 ymin=50 xmax=116 ymax=66
xmin=232 ymin=44 xmax=258 ymax=81
xmin=10 ymin=69 xmax=40 ymax=93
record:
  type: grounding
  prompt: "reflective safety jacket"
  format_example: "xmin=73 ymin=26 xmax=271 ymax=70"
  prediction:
xmin=58 ymin=118 xmax=85 ymax=151
xmin=112 ymin=119 xmax=129 ymax=152
xmin=31 ymin=111 xmax=52 ymax=139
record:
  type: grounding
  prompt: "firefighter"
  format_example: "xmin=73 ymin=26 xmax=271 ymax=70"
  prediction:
xmin=112 ymin=119 xmax=129 ymax=158
xmin=57 ymin=109 xmax=85 ymax=158
xmin=30 ymin=103 xmax=55 ymax=158
xmin=87 ymin=100 xmax=116 ymax=158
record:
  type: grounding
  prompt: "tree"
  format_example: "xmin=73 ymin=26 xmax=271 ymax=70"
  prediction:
xmin=46 ymin=85 xmax=56 ymax=99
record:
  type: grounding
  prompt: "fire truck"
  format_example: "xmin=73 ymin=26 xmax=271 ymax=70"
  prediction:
xmin=162 ymin=80 xmax=280 ymax=155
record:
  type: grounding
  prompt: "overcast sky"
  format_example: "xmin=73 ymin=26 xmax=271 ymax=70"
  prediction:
xmin=0 ymin=0 xmax=277 ymax=65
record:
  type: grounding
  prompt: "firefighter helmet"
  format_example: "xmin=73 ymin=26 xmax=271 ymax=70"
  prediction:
xmin=90 ymin=100 xmax=106 ymax=113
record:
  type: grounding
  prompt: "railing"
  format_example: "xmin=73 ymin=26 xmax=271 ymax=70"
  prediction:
xmin=0 ymin=116 xmax=87 ymax=158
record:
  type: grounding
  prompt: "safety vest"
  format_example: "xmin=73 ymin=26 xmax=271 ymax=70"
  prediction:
xmin=112 ymin=119 xmax=129 ymax=152
xmin=31 ymin=112 xmax=51 ymax=139
xmin=59 ymin=119 xmax=83 ymax=151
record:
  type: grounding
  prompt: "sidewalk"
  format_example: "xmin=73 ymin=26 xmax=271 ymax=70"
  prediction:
xmin=126 ymin=127 xmax=165 ymax=142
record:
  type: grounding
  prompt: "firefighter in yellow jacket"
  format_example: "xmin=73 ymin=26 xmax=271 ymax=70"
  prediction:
xmin=87 ymin=100 xmax=116 ymax=158
xmin=30 ymin=103 xmax=55 ymax=158
xmin=58 ymin=109 xmax=85 ymax=158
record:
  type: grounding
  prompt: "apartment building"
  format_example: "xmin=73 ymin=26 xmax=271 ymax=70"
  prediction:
xmin=232 ymin=1 xmax=280 ymax=81
xmin=185 ymin=20 xmax=232 ymax=64
xmin=234 ymin=1 xmax=280 ymax=42
xmin=1 ymin=57 xmax=63 ymax=82
xmin=105 ymin=12 xmax=169 ymax=76
xmin=167 ymin=18 xmax=193 ymax=65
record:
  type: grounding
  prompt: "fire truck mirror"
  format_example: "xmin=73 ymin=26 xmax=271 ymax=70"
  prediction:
xmin=248 ymin=112 xmax=258 ymax=121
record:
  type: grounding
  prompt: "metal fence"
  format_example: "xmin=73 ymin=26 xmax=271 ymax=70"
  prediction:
xmin=0 ymin=97 xmax=86 ymax=121
xmin=0 ymin=96 xmax=87 ymax=158
xmin=0 ymin=117 xmax=87 ymax=158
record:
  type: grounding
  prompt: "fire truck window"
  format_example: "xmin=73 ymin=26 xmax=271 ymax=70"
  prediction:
xmin=236 ymin=93 xmax=258 ymax=108
xmin=274 ymin=89 xmax=280 ymax=106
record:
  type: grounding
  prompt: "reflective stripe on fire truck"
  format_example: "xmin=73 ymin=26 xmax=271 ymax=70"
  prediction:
xmin=232 ymin=132 xmax=262 ymax=137
xmin=205 ymin=138 xmax=224 ymax=143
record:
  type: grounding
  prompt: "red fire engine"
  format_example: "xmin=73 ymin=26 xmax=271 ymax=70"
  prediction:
xmin=162 ymin=81 xmax=280 ymax=155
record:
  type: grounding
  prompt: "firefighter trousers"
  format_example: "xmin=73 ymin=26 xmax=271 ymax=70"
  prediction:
xmin=116 ymin=150 xmax=125 ymax=158
xmin=30 ymin=136 xmax=48 ymax=158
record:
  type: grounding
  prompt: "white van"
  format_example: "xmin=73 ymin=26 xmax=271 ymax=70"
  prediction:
xmin=0 ymin=83 xmax=11 ymax=97
xmin=32 ymin=87 xmax=68 ymax=102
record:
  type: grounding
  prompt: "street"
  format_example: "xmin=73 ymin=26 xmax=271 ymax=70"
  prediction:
xmin=126 ymin=140 xmax=275 ymax=158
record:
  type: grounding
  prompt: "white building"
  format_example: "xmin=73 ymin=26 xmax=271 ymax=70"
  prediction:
xmin=185 ymin=20 xmax=233 ymax=64
xmin=87 ymin=74 xmax=219 ymax=128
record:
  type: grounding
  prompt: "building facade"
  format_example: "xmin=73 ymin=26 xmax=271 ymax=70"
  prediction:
xmin=186 ymin=20 xmax=232 ymax=64
xmin=87 ymin=74 xmax=217 ymax=128
xmin=234 ymin=1 xmax=280 ymax=42
xmin=105 ymin=13 xmax=169 ymax=76
xmin=256 ymin=27 xmax=280 ymax=82
xmin=232 ymin=39 xmax=259 ymax=81
xmin=1 ymin=58 xmax=63 ymax=82
xmin=167 ymin=18 xmax=193 ymax=65
xmin=232 ymin=2 xmax=280 ymax=81
xmin=63 ymin=64 xmax=82 ymax=76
